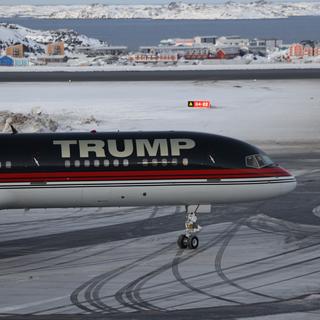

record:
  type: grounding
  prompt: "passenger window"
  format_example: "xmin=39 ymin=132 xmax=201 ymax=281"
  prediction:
xmin=65 ymin=160 xmax=71 ymax=168
xmin=84 ymin=160 xmax=90 ymax=167
xmin=74 ymin=160 xmax=80 ymax=168
xmin=172 ymin=158 xmax=178 ymax=166
xmin=182 ymin=158 xmax=188 ymax=166
xmin=123 ymin=159 xmax=129 ymax=167
xmin=152 ymin=159 xmax=158 ymax=166
xmin=162 ymin=158 xmax=168 ymax=166
xmin=104 ymin=159 xmax=110 ymax=167
xmin=113 ymin=159 xmax=119 ymax=167
xmin=94 ymin=160 xmax=100 ymax=167
xmin=142 ymin=159 xmax=148 ymax=166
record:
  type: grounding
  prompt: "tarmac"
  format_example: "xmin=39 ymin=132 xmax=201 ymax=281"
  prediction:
xmin=1 ymin=68 xmax=320 ymax=82
xmin=1 ymin=149 xmax=320 ymax=319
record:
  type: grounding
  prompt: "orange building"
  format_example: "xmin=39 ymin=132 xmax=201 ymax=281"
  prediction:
xmin=288 ymin=43 xmax=304 ymax=57
xmin=47 ymin=42 xmax=65 ymax=56
xmin=6 ymin=44 xmax=24 ymax=58
xmin=288 ymin=43 xmax=320 ymax=57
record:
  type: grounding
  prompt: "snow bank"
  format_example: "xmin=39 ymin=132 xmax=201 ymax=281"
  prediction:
xmin=0 ymin=108 xmax=59 ymax=133
xmin=0 ymin=79 xmax=318 ymax=147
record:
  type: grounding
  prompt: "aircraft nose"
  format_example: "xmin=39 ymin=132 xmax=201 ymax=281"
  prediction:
xmin=277 ymin=167 xmax=297 ymax=195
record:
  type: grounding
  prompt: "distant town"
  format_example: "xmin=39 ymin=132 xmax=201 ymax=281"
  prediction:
xmin=0 ymin=24 xmax=319 ymax=67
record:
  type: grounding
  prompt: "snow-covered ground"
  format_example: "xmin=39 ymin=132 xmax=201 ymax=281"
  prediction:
xmin=1 ymin=62 xmax=320 ymax=72
xmin=1 ymin=2 xmax=320 ymax=20
xmin=0 ymin=79 xmax=319 ymax=148
xmin=0 ymin=23 xmax=107 ymax=55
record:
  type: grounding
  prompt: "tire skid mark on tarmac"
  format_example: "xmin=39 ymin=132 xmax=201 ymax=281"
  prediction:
xmin=1 ymin=207 xmax=160 ymax=276
xmin=139 ymin=237 xmax=320 ymax=294
xmin=0 ymin=207 xmax=145 ymax=241
xmin=129 ymin=220 xmax=320 ymax=306
xmin=214 ymin=219 xmax=281 ymax=301
xmin=113 ymin=221 xmax=242 ymax=313
xmin=0 ymin=247 xmax=88 ymax=276
xmin=171 ymin=220 xmax=245 ymax=305
xmin=70 ymin=206 xmax=172 ymax=313
xmin=70 ymin=242 xmax=174 ymax=313
xmin=113 ymin=218 xmax=320 ymax=311
xmin=222 ymin=266 xmax=320 ymax=300
xmin=1 ymin=238 xmax=143 ymax=280
xmin=0 ymin=207 xmax=143 ymax=229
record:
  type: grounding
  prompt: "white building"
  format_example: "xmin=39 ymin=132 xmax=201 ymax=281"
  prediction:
xmin=194 ymin=35 xmax=218 ymax=45
xmin=216 ymin=36 xmax=249 ymax=48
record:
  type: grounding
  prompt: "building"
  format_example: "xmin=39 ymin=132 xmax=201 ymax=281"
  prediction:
xmin=159 ymin=38 xmax=195 ymax=47
xmin=47 ymin=42 xmax=65 ymax=56
xmin=303 ymin=44 xmax=314 ymax=56
xmin=314 ymin=43 xmax=320 ymax=56
xmin=173 ymin=38 xmax=195 ymax=47
xmin=36 ymin=55 xmax=68 ymax=64
xmin=216 ymin=36 xmax=249 ymax=48
xmin=139 ymin=45 xmax=215 ymax=59
xmin=75 ymin=46 xmax=128 ymax=57
xmin=0 ymin=56 xmax=14 ymax=66
xmin=265 ymin=39 xmax=283 ymax=50
xmin=194 ymin=35 xmax=218 ymax=45
xmin=288 ymin=43 xmax=304 ymax=57
xmin=128 ymin=53 xmax=178 ymax=63
xmin=184 ymin=48 xmax=215 ymax=60
xmin=215 ymin=47 xmax=241 ymax=59
xmin=6 ymin=44 xmax=24 ymax=58
xmin=288 ymin=42 xmax=320 ymax=57
xmin=14 ymin=58 xmax=29 ymax=66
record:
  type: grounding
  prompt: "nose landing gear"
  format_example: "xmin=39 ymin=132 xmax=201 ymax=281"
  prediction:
xmin=177 ymin=205 xmax=201 ymax=249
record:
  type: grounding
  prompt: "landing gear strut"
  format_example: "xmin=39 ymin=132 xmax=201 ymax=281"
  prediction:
xmin=177 ymin=205 xmax=202 ymax=249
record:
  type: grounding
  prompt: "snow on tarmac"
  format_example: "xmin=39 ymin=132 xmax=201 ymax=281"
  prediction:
xmin=0 ymin=79 xmax=320 ymax=317
xmin=0 ymin=79 xmax=319 ymax=148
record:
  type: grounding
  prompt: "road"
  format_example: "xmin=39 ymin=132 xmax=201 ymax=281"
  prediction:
xmin=1 ymin=68 xmax=320 ymax=82
xmin=0 ymin=150 xmax=320 ymax=320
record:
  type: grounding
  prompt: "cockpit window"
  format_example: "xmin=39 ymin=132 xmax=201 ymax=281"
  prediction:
xmin=245 ymin=154 xmax=274 ymax=169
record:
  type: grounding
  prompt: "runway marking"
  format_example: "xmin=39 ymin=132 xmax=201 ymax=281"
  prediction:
xmin=0 ymin=295 xmax=68 ymax=312
xmin=312 ymin=205 xmax=320 ymax=218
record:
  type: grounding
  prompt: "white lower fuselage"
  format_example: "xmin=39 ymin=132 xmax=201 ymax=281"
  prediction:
xmin=0 ymin=176 xmax=296 ymax=209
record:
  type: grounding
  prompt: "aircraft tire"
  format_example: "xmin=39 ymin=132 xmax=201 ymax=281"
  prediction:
xmin=177 ymin=234 xmax=188 ymax=249
xmin=187 ymin=235 xmax=199 ymax=249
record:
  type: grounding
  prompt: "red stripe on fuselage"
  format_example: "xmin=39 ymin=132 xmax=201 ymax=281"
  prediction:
xmin=0 ymin=167 xmax=291 ymax=183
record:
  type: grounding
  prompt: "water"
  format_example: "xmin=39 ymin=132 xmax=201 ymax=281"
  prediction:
xmin=1 ymin=16 xmax=320 ymax=50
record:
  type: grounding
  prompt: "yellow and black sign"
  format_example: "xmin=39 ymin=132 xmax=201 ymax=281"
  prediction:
xmin=188 ymin=101 xmax=194 ymax=108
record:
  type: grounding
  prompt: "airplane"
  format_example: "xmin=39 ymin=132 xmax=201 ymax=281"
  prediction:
xmin=0 ymin=130 xmax=296 ymax=249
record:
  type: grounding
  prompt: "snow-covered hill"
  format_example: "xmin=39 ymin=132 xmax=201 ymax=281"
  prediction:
xmin=0 ymin=23 xmax=107 ymax=55
xmin=0 ymin=1 xmax=320 ymax=20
